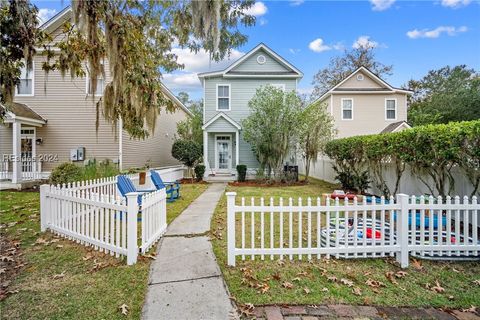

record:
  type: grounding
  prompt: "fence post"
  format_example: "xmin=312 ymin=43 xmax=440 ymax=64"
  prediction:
xmin=126 ymin=192 xmax=139 ymax=265
xmin=40 ymin=184 xmax=49 ymax=232
xmin=226 ymin=192 xmax=237 ymax=267
xmin=396 ymin=194 xmax=409 ymax=268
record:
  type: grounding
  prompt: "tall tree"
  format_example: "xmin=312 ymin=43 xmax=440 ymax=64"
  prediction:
xmin=242 ymin=85 xmax=303 ymax=180
xmin=40 ymin=0 xmax=255 ymax=138
xmin=176 ymin=100 xmax=203 ymax=146
xmin=311 ymin=46 xmax=393 ymax=99
xmin=177 ymin=92 xmax=190 ymax=106
xmin=0 ymin=0 xmax=45 ymax=104
xmin=298 ymin=102 xmax=336 ymax=182
xmin=407 ymin=65 xmax=480 ymax=126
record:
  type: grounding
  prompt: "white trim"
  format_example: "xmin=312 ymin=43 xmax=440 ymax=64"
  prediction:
xmin=312 ymin=66 xmax=413 ymax=105
xmin=40 ymin=7 xmax=72 ymax=31
xmin=216 ymin=84 xmax=231 ymax=111
xmin=223 ymin=74 xmax=300 ymax=79
xmin=235 ymin=131 xmax=239 ymax=168
xmin=198 ymin=43 xmax=303 ymax=79
xmin=118 ymin=118 xmax=123 ymax=171
xmin=391 ymin=122 xmax=412 ymax=133
xmin=341 ymin=98 xmax=354 ymax=120
xmin=161 ymin=84 xmax=193 ymax=117
xmin=202 ymin=112 xmax=241 ymax=131
xmin=214 ymin=134 xmax=232 ymax=171
xmin=3 ymin=112 xmax=46 ymax=126
xmin=329 ymin=95 xmax=333 ymax=115
xmin=202 ymin=79 xmax=206 ymax=124
xmin=20 ymin=126 xmax=36 ymax=165
xmin=15 ymin=62 xmax=34 ymax=97
xmin=203 ymin=131 xmax=209 ymax=176
xmin=385 ymin=98 xmax=398 ymax=121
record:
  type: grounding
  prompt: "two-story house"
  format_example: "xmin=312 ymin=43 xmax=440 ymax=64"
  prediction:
xmin=0 ymin=7 xmax=191 ymax=187
xmin=198 ymin=43 xmax=303 ymax=180
xmin=313 ymin=66 xmax=412 ymax=138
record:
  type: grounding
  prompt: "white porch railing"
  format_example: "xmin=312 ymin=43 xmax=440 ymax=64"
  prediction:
xmin=0 ymin=159 xmax=44 ymax=181
xmin=226 ymin=193 xmax=480 ymax=267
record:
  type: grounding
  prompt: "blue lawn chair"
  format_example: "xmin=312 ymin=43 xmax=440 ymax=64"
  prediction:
xmin=150 ymin=170 xmax=180 ymax=202
xmin=116 ymin=175 xmax=156 ymax=221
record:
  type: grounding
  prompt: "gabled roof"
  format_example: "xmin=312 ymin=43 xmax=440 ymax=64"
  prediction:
xmin=313 ymin=66 xmax=413 ymax=104
xmin=160 ymin=84 xmax=193 ymax=117
xmin=198 ymin=43 xmax=303 ymax=79
xmin=202 ymin=112 xmax=241 ymax=130
xmin=40 ymin=6 xmax=72 ymax=33
xmin=380 ymin=121 xmax=412 ymax=133
xmin=1 ymin=102 xmax=47 ymax=126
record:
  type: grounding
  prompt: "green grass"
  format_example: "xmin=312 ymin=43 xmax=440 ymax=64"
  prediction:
xmin=0 ymin=183 xmax=208 ymax=320
xmin=210 ymin=177 xmax=480 ymax=308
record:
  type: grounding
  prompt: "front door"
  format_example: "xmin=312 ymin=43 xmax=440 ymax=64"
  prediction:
xmin=216 ymin=136 xmax=231 ymax=172
xmin=21 ymin=127 xmax=36 ymax=173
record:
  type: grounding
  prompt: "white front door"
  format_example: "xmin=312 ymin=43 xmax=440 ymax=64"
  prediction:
xmin=216 ymin=136 xmax=231 ymax=172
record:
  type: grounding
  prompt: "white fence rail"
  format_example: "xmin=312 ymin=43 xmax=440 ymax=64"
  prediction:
xmin=0 ymin=159 xmax=44 ymax=181
xmin=226 ymin=193 xmax=480 ymax=267
xmin=38 ymin=167 xmax=181 ymax=264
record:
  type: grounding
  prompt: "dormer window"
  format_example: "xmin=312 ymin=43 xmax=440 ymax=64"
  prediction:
xmin=16 ymin=63 xmax=34 ymax=96
xmin=217 ymin=84 xmax=230 ymax=111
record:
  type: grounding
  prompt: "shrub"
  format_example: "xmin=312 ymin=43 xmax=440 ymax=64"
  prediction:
xmin=82 ymin=159 xmax=119 ymax=180
xmin=49 ymin=162 xmax=82 ymax=185
xmin=171 ymin=139 xmax=202 ymax=180
xmin=194 ymin=165 xmax=205 ymax=182
xmin=325 ymin=120 xmax=480 ymax=197
xmin=236 ymin=164 xmax=247 ymax=182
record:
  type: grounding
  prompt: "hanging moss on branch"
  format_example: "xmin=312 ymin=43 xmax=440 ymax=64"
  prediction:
xmin=42 ymin=0 xmax=256 ymax=138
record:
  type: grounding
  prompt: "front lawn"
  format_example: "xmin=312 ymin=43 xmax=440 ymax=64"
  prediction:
xmin=0 ymin=183 xmax=208 ymax=320
xmin=210 ymin=178 xmax=480 ymax=309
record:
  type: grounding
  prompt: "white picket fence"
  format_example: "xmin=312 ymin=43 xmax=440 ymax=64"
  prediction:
xmin=226 ymin=193 xmax=480 ymax=267
xmin=38 ymin=169 xmax=178 ymax=265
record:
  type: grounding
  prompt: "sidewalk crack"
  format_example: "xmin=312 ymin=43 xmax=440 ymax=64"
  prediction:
xmin=148 ymin=274 xmax=221 ymax=286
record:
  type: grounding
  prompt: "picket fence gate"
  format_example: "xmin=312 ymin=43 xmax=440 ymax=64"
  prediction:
xmin=40 ymin=176 xmax=168 ymax=265
xmin=226 ymin=193 xmax=480 ymax=267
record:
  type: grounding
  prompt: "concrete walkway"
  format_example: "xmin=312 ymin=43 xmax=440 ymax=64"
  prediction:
xmin=142 ymin=183 xmax=236 ymax=320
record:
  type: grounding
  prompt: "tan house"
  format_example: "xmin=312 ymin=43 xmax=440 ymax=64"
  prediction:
xmin=314 ymin=66 xmax=412 ymax=138
xmin=0 ymin=8 xmax=191 ymax=185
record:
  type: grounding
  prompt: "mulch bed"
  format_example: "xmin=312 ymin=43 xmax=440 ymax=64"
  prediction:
xmin=228 ymin=180 xmax=308 ymax=187
xmin=178 ymin=178 xmax=209 ymax=185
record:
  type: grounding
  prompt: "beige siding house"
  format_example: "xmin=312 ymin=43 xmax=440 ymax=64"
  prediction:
xmin=314 ymin=67 xmax=412 ymax=138
xmin=0 ymin=8 xmax=191 ymax=184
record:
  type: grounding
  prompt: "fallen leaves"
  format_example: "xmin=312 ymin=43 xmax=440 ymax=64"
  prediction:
xmin=472 ymin=279 xmax=480 ymax=286
xmin=430 ymin=280 xmax=445 ymax=293
xmin=52 ymin=271 xmax=65 ymax=280
xmin=385 ymin=272 xmax=398 ymax=285
xmin=282 ymin=281 xmax=294 ymax=289
xmin=119 ymin=303 xmax=129 ymax=316
xmin=365 ymin=279 xmax=386 ymax=289
xmin=340 ymin=278 xmax=354 ymax=287
xmin=303 ymin=287 xmax=311 ymax=294
xmin=238 ymin=303 xmax=255 ymax=316
xmin=352 ymin=287 xmax=362 ymax=296
xmin=257 ymin=282 xmax=270 ymax=294
xmin=327 ymin=275 xmax=337 ymax=282
xmin=461 ymin=306 xmax=477 ymax=313
xmin=411 ymin=259 xmax=423 ymax=270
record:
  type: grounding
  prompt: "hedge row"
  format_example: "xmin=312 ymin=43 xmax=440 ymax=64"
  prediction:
xmin=324 ymin=120 xmax=480 ymax=197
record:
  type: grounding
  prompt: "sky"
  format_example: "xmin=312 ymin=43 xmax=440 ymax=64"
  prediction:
xmin=33 ymin=0 xmax=480 ymax=100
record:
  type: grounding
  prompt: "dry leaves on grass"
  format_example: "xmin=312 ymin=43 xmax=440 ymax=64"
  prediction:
xmin=272 ymin=272 xmax=281 ymax=281
xmin=119 ymin=303 xmax=129 ymax=316
xmin=462 ymin=306 xmax=477 ymax=313
xmin=385 ymin=272 xmax=398 ymax=285
xmin=395 ymin=271 xmax=407 ymax=278
xmin=365 ymin=279 xmax=386 ymax=288
xmin=472 ymin=280 xmax=480 ymax=286
xmin=340 ymin=278 xmax=354 ymax=287
xmin=430 ymin=280 xmax=445 ymax=293
xmin=352 ymin=287 xmax=362 ymax=296
xmin=52 ymin=271 xmax=65 ymax=280
xmin=411 ymin=259 xmax=423 ymax=270
xmin=327 ymin=275 xmax=337 ymax=282
xmin=144 ymin=253 xmax=157 ymax=260
xmin=303 ymin=287 xmax=311 ymax=294
xmin=257 ymin=282 xmax=270 ymax=294
xmin=282 ymin=281 xmax=294 ymax=289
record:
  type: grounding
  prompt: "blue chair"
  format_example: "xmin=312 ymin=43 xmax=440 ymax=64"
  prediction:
xmin=117 ymin=175 xmax=155 ymax=206
xmin=150 ymin=170 xmax=180 ymax=202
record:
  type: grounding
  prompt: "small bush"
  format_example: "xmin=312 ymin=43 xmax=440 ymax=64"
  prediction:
xmin=236 ymin=165 xmax=247 ymax=182
xmin=49 ymin=162 xmax=82 ymax=185
xmin=194 ymin=165 xmax=205 ymax=182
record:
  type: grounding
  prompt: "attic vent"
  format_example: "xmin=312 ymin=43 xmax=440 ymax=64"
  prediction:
xmin=257 ymin=55 xmax=266 ymax=65
xmin=356 ymin=74 xmax=364 ymax=81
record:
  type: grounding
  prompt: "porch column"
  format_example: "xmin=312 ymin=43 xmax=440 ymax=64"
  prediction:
xmin=235 ymin=130 xmax=239 ymax=169
xmin=12 ymin=121 xmax=21 ymax=183
xmin=203 ymin=131 xmax=209 ymax=177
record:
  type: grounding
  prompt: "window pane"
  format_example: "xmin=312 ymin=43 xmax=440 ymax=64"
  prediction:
xmin=342 ymin=99 xmax=352 ymax=109
xmin=17 ymin=79 xmax=33 ymax=95
xmin=218 ymin=85 xmax=229 ymax=97
xmin=218 ymin=98 xmax=229 ymax=110
xmin=386 ymin=100 xmax=396 ymax=109
xmin=387 ymin=110 xmax=396 ymax=119
xmin=88 ymin=78 xmax=104 ymax=95
xmin=343 ymin=110 xmax=352 ymax=119
xmin=20 ymin=66 xmax=33 ymax=79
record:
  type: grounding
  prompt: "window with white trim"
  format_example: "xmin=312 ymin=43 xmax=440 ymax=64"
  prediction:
xmin=16 ymin=64 xmax=34 ymax=96
xmin=217 ymin=85 xmax=230 ymax=110
xmin=341 ymin=99 xmax=353 ymax=120
xmin=87 ymin=75 xmax=105 ymax=96
xmin=386 ymin=99 xmax=397 ymax=120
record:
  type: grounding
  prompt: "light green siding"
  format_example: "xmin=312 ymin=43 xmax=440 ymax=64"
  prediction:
xmin=204 ymin=117 xmax=238 ymax=132
xmin=231 ymin=48 xmax=288 ymax=72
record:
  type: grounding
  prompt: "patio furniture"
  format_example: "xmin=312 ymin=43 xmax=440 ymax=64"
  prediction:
xmin=150 ymin=170 xmax=180 ymax=202
xmin=117 ymin=175 xmax=155 ymax=206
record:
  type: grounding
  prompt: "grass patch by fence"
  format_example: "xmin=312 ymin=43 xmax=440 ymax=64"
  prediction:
xmin=0 ymin=183 xmax=208 ymax=320
xmin=210 ymin=178 xmax=480 ymax=308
